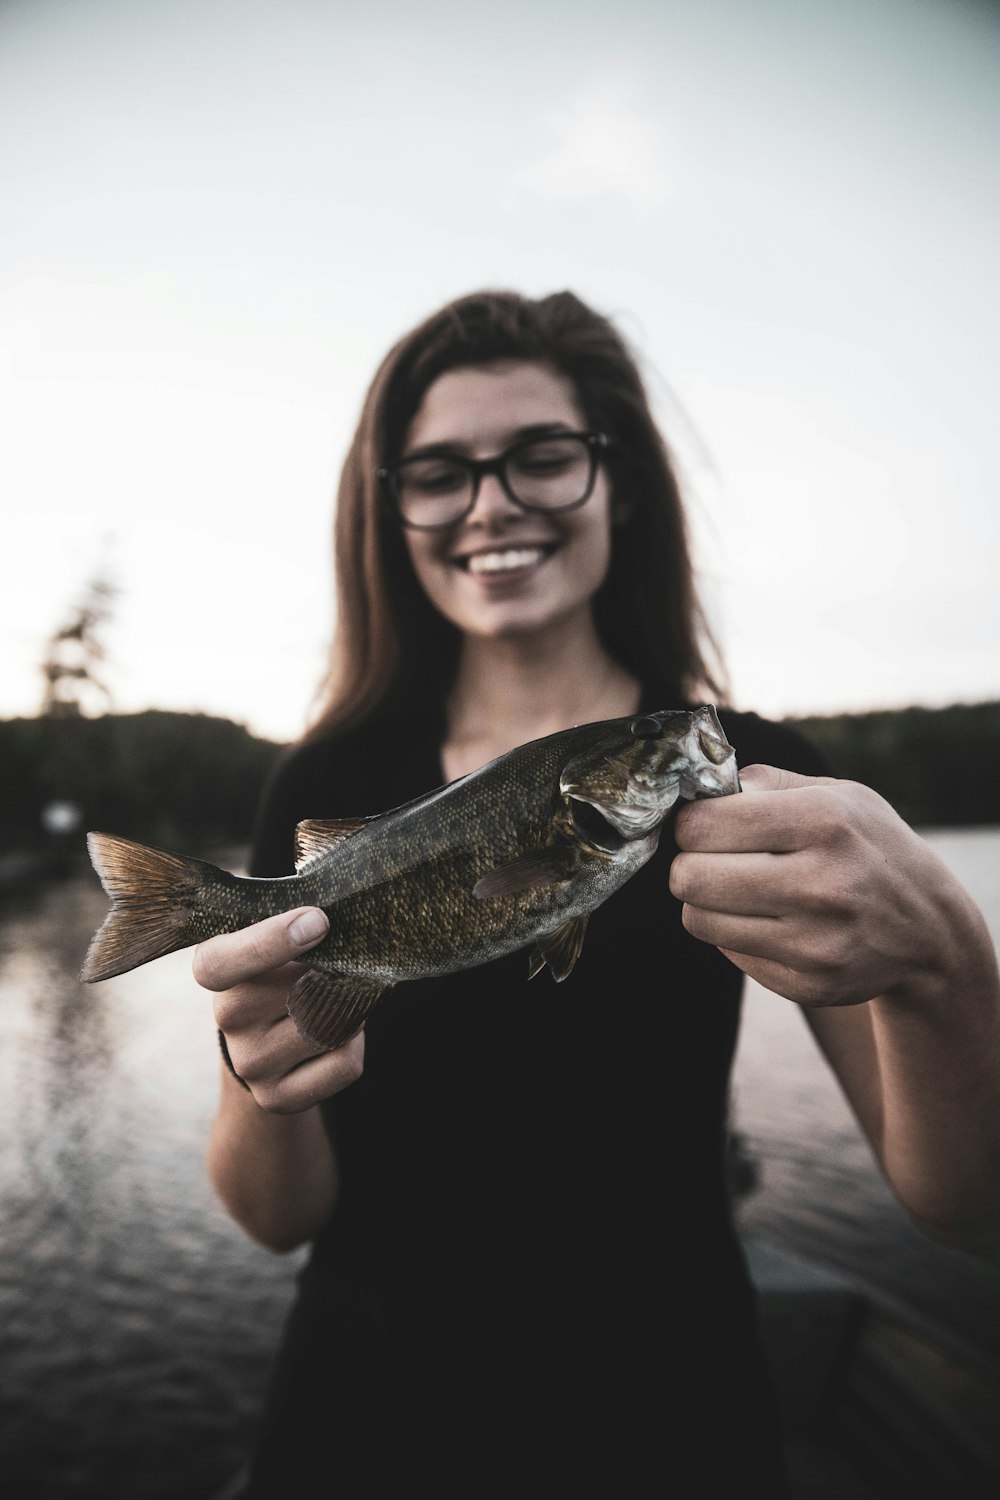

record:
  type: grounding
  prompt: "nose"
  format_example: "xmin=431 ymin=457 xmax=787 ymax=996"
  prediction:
xmin=465 ymin=470 xmax=521 ymax=526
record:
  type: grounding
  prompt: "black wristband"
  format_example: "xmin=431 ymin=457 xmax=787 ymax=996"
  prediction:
xmin=218 ymin=1028 xmax=252 ymax=1090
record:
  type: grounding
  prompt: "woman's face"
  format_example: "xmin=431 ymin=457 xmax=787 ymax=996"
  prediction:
xmin=399 ymin=361 xmax=615 ymax=644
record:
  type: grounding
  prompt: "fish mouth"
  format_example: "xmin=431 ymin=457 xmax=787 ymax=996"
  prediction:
xmin=454 ymin=543 xmax=559 ymax=575
xmin=568 ymin=796 xmax=629 ymax=852
xmin=569 ymin=789 xmax=669 ymax=840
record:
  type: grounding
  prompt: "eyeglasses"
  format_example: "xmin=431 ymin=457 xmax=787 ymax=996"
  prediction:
xmin=377 ymin=430 xmax=610 ymax=531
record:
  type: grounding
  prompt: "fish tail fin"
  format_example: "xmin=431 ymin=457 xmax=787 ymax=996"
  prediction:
xmin=79 ymin=832 xmax=211 ymax=982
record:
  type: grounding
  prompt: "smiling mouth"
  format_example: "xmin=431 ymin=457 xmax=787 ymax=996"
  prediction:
xmin=459 ymin=545 xmax=557 ymax=575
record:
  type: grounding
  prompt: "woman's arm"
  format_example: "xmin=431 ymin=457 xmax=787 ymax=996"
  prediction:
xmin=198 ymin=908 xmax=365 ymax=1252
xmin=669 ymin=764 xmax=1000 ymax=1253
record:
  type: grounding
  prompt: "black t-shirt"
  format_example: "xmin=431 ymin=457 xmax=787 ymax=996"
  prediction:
xmin=241 ymin=698 xmax=830 ymax=1497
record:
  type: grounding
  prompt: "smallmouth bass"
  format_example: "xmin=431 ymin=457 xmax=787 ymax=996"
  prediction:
xmin=80 ymin=706 xmax=740 ymax=1051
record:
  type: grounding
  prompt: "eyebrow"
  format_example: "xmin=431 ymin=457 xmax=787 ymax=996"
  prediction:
xmin=402 ymin=421 xmax=579 ymax=461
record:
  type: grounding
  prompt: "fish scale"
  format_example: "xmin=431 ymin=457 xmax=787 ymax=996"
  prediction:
xmin=80 ymin=706 xmax=740 ymax=1052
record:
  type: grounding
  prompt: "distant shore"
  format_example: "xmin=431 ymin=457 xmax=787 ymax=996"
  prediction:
xmin=2 ymin=700 xmax=998 ymax=858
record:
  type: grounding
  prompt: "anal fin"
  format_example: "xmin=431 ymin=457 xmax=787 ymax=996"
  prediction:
xmin=287 ymin=968 xmax=389 ymax=1051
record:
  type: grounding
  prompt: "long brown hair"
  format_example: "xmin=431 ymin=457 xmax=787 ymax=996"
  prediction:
xmin=303 ymin=289 xmax=726 ymax=742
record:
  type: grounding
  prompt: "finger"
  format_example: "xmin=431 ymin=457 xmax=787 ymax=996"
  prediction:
xmin=251 ymin=1032 xmax=366 ymax=1115
xmin=740 ymin=763 xmax=840 ymax=794
xmin=717 ymin=949 xmax=860 ymax=1009
xmin=223 ymin=1006 xmax=326 ymax=1080
xmin=193 ymin=908 xmax=329 ymax=992
xmin=674 ymin=763 xmax=841 ymax=854
xmin=680 ymin=904 xmax=783 ymax=957
xmin=669 ymin=850 xmax=792 ymax=915
xmin=214 ymin=965 xmax=304 ymax=1034
xmin=682 ymin=905 xmax=857 ymax=997
xmin=716 ymin=949 xmax=807 ymax=1002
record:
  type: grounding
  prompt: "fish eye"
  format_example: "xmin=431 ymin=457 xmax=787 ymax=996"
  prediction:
xmin=629 ymin=715 xmax=661 ymax=740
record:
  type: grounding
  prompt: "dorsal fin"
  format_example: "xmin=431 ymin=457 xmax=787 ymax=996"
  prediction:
xmin=294 ymin=816 xmax=370 ymax=872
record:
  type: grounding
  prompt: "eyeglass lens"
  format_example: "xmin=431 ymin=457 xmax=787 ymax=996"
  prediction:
xmin=392 ymin=434 xmax=596 ymax=529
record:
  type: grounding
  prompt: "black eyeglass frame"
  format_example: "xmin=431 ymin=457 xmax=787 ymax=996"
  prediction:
xmin=376 ymin=430 xmax=612 ymax=531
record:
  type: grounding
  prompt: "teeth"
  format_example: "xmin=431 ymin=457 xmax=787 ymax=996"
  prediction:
xmin=466 ymin=547 xmax=546 ymax=575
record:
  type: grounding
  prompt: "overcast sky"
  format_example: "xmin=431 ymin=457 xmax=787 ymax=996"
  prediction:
xmin=3 ymin=0 xmax=998 ymax=743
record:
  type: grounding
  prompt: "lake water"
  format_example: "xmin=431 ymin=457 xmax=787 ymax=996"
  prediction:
xmin=1 ymin=828 xmax=999 ymax=1498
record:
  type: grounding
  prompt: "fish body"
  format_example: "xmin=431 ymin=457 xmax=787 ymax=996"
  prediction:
xmin=80 ymin=706 xmax=740 ymax=1050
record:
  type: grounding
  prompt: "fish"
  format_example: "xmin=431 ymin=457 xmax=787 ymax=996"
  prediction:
xmin=80 ymin=705 xmax=740 ymax=1051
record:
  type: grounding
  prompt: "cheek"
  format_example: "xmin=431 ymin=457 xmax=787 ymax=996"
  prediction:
xmin=403 ymin=536 xmax=439 ymax=593
xmin=574 ymin=503 xmax=615 ymax=589
xmin=403 ymin=535 xmax=459 ymax=619
xmin=590 ymin=536 xmax=614 ymax=597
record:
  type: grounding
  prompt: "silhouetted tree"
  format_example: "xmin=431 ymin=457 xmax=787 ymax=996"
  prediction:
xmin=42 ymin=573 xmax=117 ymax=718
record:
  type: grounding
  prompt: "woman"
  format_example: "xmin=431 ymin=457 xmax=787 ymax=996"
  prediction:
xmin=200 ymin=290 xmax=1000 ymax=1496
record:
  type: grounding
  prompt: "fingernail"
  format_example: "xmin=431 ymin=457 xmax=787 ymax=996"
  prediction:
xmin=289 ymin=909 xmax=328 ymax=946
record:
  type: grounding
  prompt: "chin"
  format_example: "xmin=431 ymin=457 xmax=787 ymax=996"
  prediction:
xmin=467 ymin=603 xmax=582 ymax=641
xmin=463 ymin=618 xmax=540 ymax=641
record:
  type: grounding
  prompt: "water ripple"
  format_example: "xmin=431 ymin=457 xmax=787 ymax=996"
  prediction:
xmin=2 ymin=831 xmax=999 ymax=1495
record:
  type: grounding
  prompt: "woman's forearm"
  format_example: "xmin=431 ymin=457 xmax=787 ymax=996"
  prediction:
xmin=672 ymin=764 xmax=1000 ymax=1252
xmin=868 ymin=908 xmax=1000 ymax=1250
xmin=194 ymin=908 xmax=362 ymax=1250
xmin=207 ymin=1063 xmax=339 ymax=1251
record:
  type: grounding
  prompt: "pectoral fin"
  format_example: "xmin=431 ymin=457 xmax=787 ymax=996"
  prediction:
xmin=527 ymin=914 xmax=589 ymax=983
xmin=473 ymin=850 xmax=574 ymax=900
xmin=287 ymin=968 xmax=390 ymax=1051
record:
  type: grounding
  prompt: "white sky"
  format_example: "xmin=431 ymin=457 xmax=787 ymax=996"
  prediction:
xmin=2 ymin=0 xmax=998 ymax=744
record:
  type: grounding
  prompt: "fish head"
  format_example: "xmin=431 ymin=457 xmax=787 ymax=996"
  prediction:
xmin=559 ymin=705 xmax=740 ymax=846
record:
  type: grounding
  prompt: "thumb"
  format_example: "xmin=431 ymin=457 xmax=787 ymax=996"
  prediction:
xmin=738 ymin=762 xmax=841 ymax=794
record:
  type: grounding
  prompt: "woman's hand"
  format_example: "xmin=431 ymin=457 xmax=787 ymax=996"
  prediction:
xmin=194 ymin=907 xmax=365 ymax=1114
xmin=669 ymin=763 xmax=968 ymax=1009
xmin=671 ymin=762 xmax=1000 ymax=1250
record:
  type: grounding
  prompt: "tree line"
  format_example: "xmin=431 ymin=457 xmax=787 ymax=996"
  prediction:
xmin=785 ymin=700 xmax=1000 ymax=829
xmin=1 ymin=700 xmax=998 ymax=861
xmin=0 ymin=711 xmax=283 ymax=856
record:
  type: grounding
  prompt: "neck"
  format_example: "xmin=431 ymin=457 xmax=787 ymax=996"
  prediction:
xmin=441 ymin=617 xmax=641 ymax=779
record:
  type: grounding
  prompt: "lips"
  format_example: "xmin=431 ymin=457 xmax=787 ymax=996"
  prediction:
xmin=457 ymin=544 xmax=556 ymax=575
